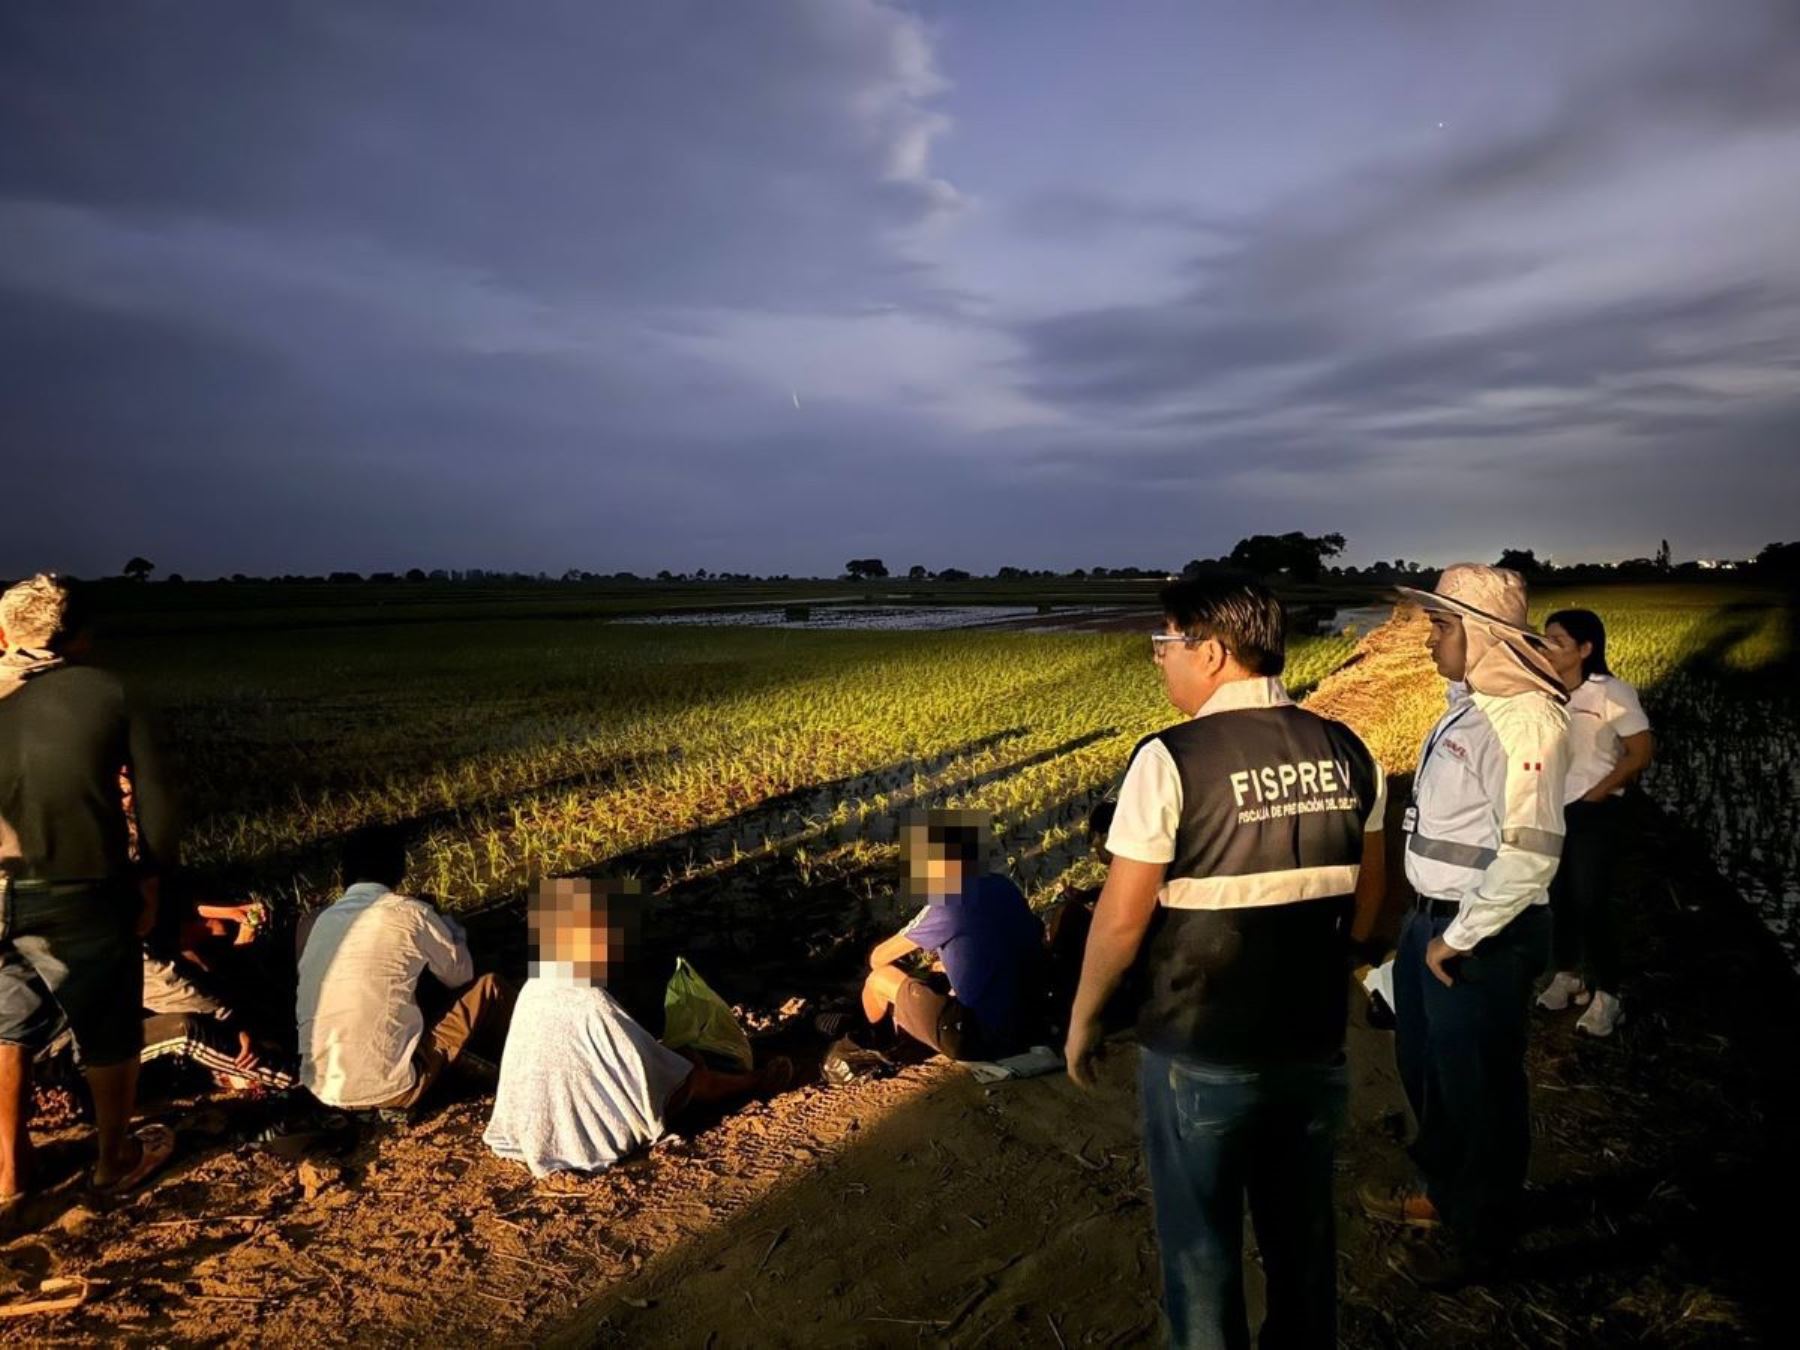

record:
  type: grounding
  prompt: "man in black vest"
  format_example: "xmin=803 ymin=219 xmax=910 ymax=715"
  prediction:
xmin=1068 ymin=576 xmax=1386 ymax=1350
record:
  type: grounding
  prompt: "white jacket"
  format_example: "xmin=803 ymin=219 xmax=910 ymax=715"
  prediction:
xmin=1404 ymin=681 xmax=1571 ymax=951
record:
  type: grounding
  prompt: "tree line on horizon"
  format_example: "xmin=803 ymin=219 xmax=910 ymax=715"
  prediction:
xmin=47 ymin=535 xmax=1800 ymax=590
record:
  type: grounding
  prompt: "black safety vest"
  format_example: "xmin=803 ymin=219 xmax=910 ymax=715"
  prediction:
xmin=1133 ymin=703 xmax=1381 ymax=1066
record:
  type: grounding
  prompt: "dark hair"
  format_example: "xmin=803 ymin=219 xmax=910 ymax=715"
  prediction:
xmin=928 ymin=821 xmax=984 ymax=869
xmin=1158 ymin=575 xmax=1286 ymax=676
xmin=1086 ymin=799 xmax=1116 ymax=841
xmin=340 ymin=824 xmax=408 ymax=889
xmin=1544 ymin=608 xmax=1611 ymax=679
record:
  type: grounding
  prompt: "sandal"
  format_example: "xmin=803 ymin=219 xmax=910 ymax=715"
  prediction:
xmin=91 ymin=1123 xmax=175 ymax=1196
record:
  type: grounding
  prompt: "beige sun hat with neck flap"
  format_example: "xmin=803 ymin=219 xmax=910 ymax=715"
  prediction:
xmin=1394 ymin=563 xmax=1567 ymax=701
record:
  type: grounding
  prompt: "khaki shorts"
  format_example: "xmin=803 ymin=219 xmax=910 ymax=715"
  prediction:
xmin=893 ymin=972 xmax=979 ymax=1061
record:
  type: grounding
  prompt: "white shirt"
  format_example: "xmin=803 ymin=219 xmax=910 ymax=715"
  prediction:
xmin=1108 ymin=676 xmax=1388 ymax=869
xmin=296 ymin=883 xmax=475 ymax=1107
xmin=1404 ymin=682 xmax=1570 ymax=951
xmin=1562 ymin=674 xmax=1650 ymax=804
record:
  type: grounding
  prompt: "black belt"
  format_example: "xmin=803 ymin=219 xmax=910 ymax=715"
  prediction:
xmin=1411 ymin=896 xmax=1461 ymax=919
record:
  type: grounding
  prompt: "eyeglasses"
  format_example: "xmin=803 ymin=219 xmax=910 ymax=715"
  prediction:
xmin=1150 ymin=633 xmax=1230 ymax=663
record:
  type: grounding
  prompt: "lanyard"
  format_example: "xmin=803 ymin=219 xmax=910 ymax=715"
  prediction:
xmin=1411 ymin=704 xmax=1473 ymax=805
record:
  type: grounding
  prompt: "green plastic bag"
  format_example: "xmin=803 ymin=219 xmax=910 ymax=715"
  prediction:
xmin=662 ymin=957 xmax=753 ymax=1072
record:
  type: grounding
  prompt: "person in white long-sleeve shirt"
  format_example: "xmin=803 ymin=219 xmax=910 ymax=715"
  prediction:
xmin=297 ymin=827 xmax=512 ymax=1111
xmin=1360 ymin=564 xmax=1570 ymax=1289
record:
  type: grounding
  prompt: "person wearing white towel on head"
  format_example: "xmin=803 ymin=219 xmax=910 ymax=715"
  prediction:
xmin=483 ymin=878 xmax=790 ymax=1178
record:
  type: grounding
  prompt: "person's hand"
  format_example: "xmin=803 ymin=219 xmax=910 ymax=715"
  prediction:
xmin=1425 ymin=936 xmax=1462 ymax=987
xmin=1065 ymin=1014 xmax=1105 ymax=1091
xmin=1583 ymin=786 xmax=1613 ymax=804
xmin=233 ymin=1030 xmax=262 ymax=1071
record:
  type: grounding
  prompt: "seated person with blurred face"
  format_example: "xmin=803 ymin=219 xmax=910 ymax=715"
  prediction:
xmin=484 ymin=878 xmax=791 ymax=1177
xmin=859 ymin=810 xmax=1047 ymax=1061
xmin=296 ymin=826 xmax=513 ymax=1112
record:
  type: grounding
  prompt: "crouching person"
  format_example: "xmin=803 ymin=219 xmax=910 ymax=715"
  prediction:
xmin=296 ymin=827 xmax=512 ymax=1114
xmin=141 ymin=898 xmax=296 ymax=1091
xmin=859 ymin=810 xmax=1046 ymax=1062
xmin=484 ymin=878 xmax=790 ymax=1177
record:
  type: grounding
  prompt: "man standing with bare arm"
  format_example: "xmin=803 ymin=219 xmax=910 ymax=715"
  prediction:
xmin=1067 ymin=576 xmax=1386 ymax=1350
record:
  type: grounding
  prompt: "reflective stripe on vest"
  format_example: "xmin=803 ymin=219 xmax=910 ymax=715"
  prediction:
xmin=1161 ymin=863 xmax=1362 ymax=911
xmin=1501 ymin=826 xmax=1563 ymax=858
xmin=1405 ymin=833 xmax=1496 ymax=870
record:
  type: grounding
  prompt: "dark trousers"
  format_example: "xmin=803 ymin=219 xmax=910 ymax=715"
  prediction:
xmin=1549 ymin=797 xmax=1623 ymax=991
xmin=1139 ymin=1047 xmax=1347 ymax=1350
xmin=1394 ymin=905 xmax=1549 ymax=1256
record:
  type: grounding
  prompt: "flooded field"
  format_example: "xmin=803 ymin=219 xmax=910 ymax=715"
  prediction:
xmin=617 ymin=603 xmax=1122 ymax=631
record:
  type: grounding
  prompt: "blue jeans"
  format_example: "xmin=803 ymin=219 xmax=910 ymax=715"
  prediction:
xmin=0 ymin=879 xmax=143 ymax=1067
xmin=1393 ymin=905 xmax=1549 ymax=1256
xmin=1139 ymin=1048 xmax=1348 ymax=1350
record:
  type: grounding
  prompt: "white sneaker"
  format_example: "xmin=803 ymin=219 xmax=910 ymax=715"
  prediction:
xmin=1537 ymin=971 xmax=1586 ymax=1012
xmin=1576 ymin=990 xmax=1624 ymax=1037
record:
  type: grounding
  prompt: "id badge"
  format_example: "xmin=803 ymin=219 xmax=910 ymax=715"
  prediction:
xmin=1401 ymin=805 xmax=1419 ymax=835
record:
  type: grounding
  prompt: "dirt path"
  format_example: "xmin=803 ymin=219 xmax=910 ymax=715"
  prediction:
xmin=4 ymin=615 xmax=1796 ymax=1345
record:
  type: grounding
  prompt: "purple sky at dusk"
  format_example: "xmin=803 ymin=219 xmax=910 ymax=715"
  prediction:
xmin=5 ymin=1 xmax=1798 ymax=577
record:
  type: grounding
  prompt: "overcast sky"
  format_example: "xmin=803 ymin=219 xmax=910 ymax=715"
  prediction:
xmin=5 ymin=1 xmax=1798 ymax=577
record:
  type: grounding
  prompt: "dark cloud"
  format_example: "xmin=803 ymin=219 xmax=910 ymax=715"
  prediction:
xmin=3 ymin=1 xmax=1798 ymax=575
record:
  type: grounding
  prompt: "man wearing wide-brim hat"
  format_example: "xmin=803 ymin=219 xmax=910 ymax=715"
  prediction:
xmin=1359 ymin=564 xmax=1571 ymax=1287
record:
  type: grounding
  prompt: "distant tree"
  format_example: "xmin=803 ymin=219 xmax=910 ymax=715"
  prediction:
xmin=1226 ymin=532 xmax=1345 ymax=582
xmin=844 ymin=558 xmax=888 ymax=580
xmin=907 ymin=564 xmax=929 ymax=581
xmin=1180 ymin=557 xmax=1232 ymax=579
xmin=1656 ymin=538 xmax=1673 ymax=571
xmin=1069 ymin=568 xmax=1088 ymax=580
xmin=1755 ymin=541 xmax=1800 ymax=580
xmin=1495 ymin=548 xmax=1543 ymax=576
xmin=406 ymin=568 xmax=428 ymax=583
xmin=656 ymin=569 xmax=675 ymax=581
xmin=936 ymin=567 xmax=970 ymax=582
xmin=328 ymin=571 xmax=363 ymax=584
xmin=165 ymin=572 xmax=184 ymax=584
xmin=122 ymin=556 xmax=155 ymax=582
xmin=996 ymin=565 xmax=1025 ymax=580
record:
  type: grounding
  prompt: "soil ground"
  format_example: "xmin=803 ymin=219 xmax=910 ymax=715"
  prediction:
xmin=4 ymin=619 xmax=1796 ymax=1346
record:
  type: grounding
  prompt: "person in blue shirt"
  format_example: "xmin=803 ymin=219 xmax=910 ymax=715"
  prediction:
xmin=857 ymin=810 xmax=1046 ymax=1060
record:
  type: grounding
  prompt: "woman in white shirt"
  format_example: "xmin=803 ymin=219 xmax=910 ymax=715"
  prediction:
xmin=1536 ymin=609 xmax=1654 ymax=1037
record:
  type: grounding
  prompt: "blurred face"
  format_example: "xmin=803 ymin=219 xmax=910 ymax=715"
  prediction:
xmin=1543 ymin=621 xmax=1590 ymax=687
xmin=532 ymin=879 xmax=636 ymax=984
xmin=1426 ymin=611 xmax=1468 ymax=681
xmin=901 ymin=810 xmax=986 ymax=902
xmin=1155 ymin=619 xmax=1232 ymax=717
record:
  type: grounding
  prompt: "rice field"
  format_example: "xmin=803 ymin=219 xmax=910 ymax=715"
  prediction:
xmin=103 ymin=583 xmax=1798 ymax=965
xmin=110 ymin=619 xmax=1354 ymax=926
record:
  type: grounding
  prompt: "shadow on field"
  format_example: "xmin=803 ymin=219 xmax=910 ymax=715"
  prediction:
xmin=454 ymin=727 xmax=1124 ymax=1026
xmin=186 ymin=746 xmax=686 ymax=900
